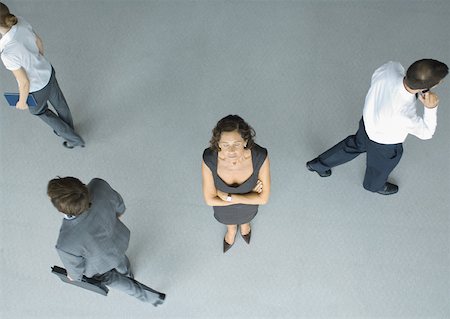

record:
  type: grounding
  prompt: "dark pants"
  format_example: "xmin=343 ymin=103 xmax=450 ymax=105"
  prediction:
xmin=309 ymin=118 xmax=403 ymax=192
xmin=29 ymin=67 xmax=84 ymax=147
xmin=93 ymin=256 xmax=163 ymax=303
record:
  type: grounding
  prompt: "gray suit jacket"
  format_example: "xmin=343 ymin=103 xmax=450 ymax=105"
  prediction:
xmin=55 ymin=178 xmax=129 ymax=281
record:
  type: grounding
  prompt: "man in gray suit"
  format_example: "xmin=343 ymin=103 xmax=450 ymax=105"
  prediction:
xmin=47 ymin=176 xmax=165 ymax=306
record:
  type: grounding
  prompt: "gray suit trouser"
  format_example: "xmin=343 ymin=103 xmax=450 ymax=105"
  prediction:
xmin=94 ymin=256 xmax=163 ymax=303
xmin=29 ymin=67 xmax=85 ymax=147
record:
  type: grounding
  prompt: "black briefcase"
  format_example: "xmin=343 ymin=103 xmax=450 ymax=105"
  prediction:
xmin=51 ymin=265 xmax=109 ymax=296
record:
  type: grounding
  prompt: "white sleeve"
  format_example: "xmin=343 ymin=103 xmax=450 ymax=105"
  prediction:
xmin=17 ymin=16 xmax=33 ymax=31
xmin=404 ymin=106 xmax=438 ymax=140
xmin=1 ymin=53 xmax=21 ymax=70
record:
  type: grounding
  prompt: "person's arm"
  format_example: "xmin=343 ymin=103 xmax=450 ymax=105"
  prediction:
xmin=95 ymin=178 xmax=125 ymax=218
xmin=202 ymin=160 xmax=234 ymax=207
xmin=11 ymin=68 xmax=30 ymax=110
xmin=34 ymin=32 xmax=44 ymax=55
xmin=56 ymin=248 xmax=85 ymax=281
xmin=406 ymin=92 xmax=439 ymax=140
xmin=217 ymin=157 xmax=271 ymax=205
xmin=114 ymin=190 xmax=126 ymax=218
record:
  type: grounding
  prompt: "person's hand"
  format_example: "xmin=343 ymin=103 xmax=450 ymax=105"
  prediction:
xmin=252 ymin=179 xmax=263 ymax=193
xmin=216 ymin=189 xmax=228 ymax=201
xmin=419 ymin=91 xmax=439 ymax=109
xmin=15 ymin=100 xmax=28 ymax=110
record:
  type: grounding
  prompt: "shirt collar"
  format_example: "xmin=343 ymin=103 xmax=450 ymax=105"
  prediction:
xmin=64 ymin=214 xmax=77 ymax=220
xmin=398 ymin=77 xmax=415 ymax=102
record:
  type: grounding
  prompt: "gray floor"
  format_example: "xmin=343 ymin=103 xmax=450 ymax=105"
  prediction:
xmin=0 ymin=1 xmax=449 ymax=318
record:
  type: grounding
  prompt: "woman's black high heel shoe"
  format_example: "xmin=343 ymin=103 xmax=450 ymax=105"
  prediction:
xmin=241 ymin=229 xmax=251 ymax=244
xmin=223 ymin=231 xmax=237 ymax=253
xmin=223 ymin=238 xmax=234 ymax=253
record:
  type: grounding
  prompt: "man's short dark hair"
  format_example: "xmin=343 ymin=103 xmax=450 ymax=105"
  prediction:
xmin=405 ymin=59 xmax=448 ymax=90
xmin=47 ymin=177 xmax=90 ymax=216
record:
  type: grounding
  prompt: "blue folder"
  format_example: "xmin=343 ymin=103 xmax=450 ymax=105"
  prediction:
xmin=4 ymin=93 xmax=37 ymax=107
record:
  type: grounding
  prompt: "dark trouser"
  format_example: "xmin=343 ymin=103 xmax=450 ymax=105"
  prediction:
xmin=309 ymin=118 xmax=403 ymax=192
xmin=93 ymin=256 xmax=163 ymax=303
xmin=29 ymin=67 xmax=84 ymax=147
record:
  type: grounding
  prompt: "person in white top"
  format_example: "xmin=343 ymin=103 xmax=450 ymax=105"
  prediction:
xmin=306 ymin=59 xmax=448 ymax=195
xmin=0 ymin=3 xmax=84 ymax=148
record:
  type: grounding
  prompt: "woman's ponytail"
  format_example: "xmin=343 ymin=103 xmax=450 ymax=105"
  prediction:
xmin=0 ymin=2 xmax=17 ymax=28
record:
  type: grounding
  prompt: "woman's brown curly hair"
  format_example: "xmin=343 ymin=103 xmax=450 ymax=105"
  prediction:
xmin=209 ymin=115 xmax=256 ymax=152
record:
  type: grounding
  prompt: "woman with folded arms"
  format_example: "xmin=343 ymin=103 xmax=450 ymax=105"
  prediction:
xmin=202 ymin=115 xmax=271 ymax=253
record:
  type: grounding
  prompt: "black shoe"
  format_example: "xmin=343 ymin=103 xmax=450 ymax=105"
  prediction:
xmin=306 ymin=159 xmax=332 ymax=177
xmin=223 ymin=229 xmax=237 ymax=253
xmin=241 ymin=229 xmax=251 ymax=244
xmin=376 ymin=182 xmax=398 ymax=195
xmin=62 ymin=141 xmax=74 ymax=149
xmin=223 ymin=238 xmax=234 ymax=253
xmin=63 ymin=141 xmax=85 ymax=149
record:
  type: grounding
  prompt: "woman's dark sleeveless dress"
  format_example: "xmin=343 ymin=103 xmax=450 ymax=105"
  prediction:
xmin=203 ymin=144 xmax=268 ymax=225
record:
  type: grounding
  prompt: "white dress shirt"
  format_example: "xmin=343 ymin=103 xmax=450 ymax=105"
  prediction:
xmin=362 ymin=61 xmax=438 ymax=144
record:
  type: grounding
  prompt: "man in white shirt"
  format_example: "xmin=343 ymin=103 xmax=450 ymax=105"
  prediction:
xmin=306 ymin=59 xmax=448 ymax=195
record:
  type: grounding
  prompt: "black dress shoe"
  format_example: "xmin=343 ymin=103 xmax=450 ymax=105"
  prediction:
xmin=376 ymin=182 xmax=398 ymax=195
xmin=63 ymin=141 xmax=85 ymax=149
xmin=62 ymin=141 xmax=74 ymax=149
xmin=223 ymin=238 xmax=234 ymax=253
xmin=306 ymin=159 xmax=332 ymax=177
xmin=241 ymin=229 xmax=251 ymax=244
